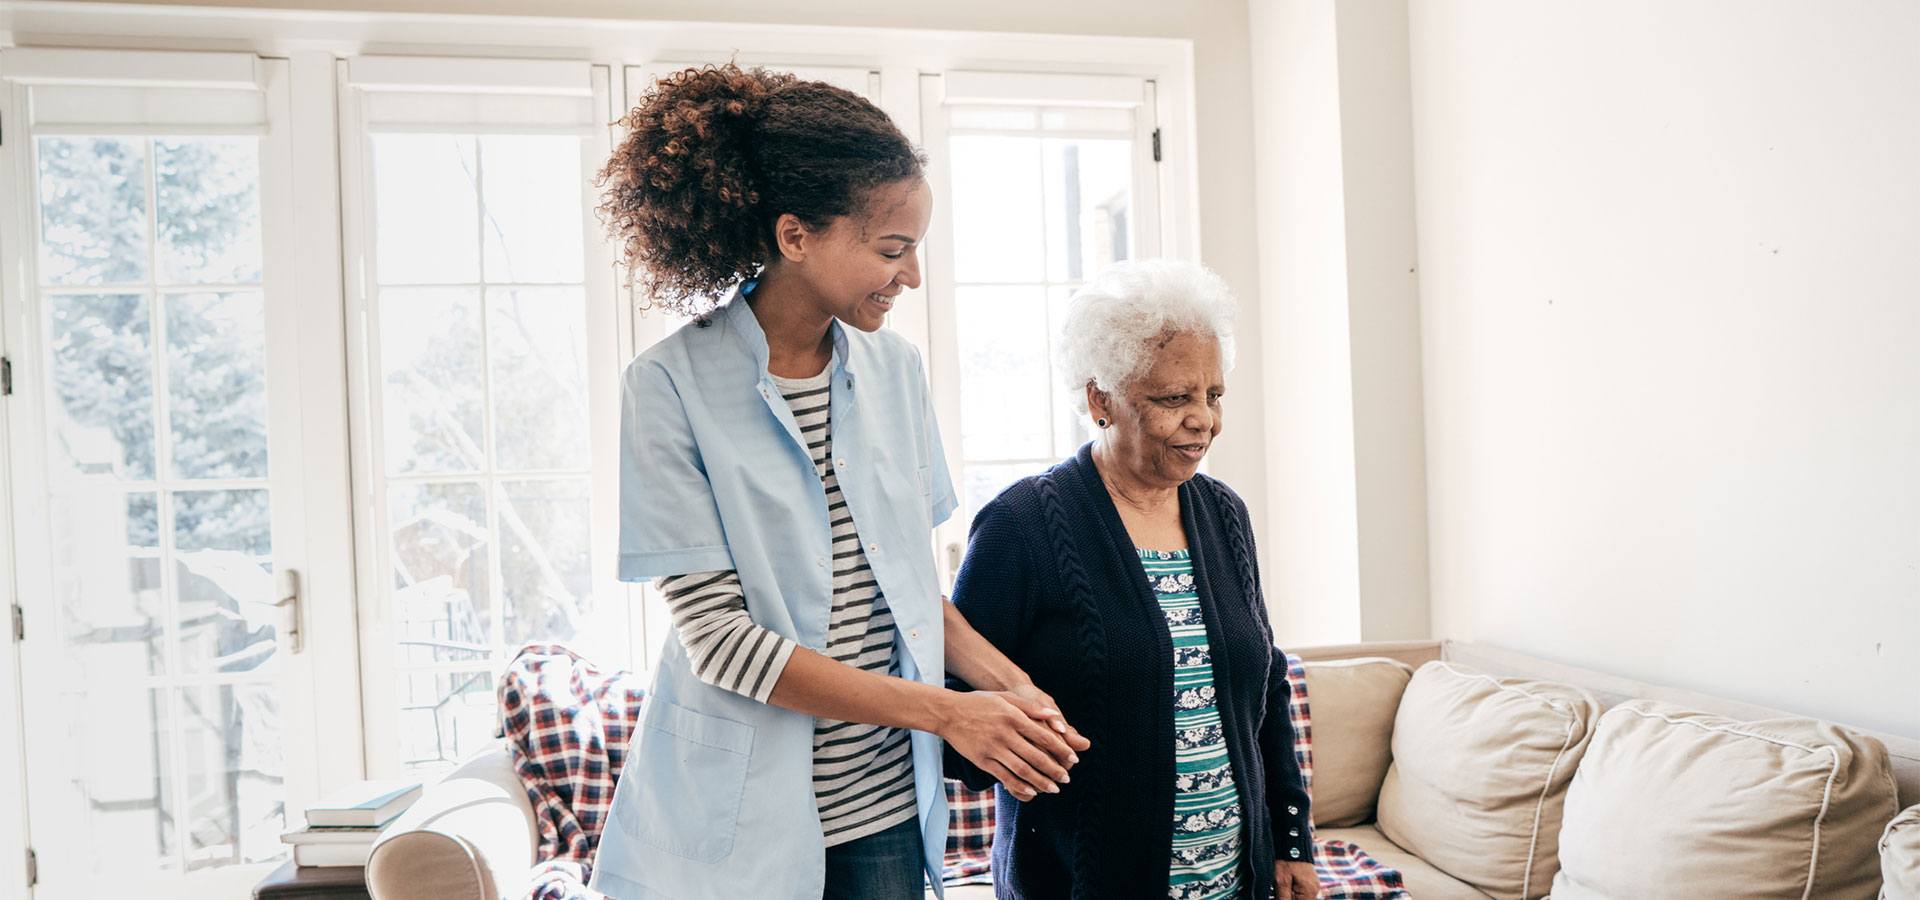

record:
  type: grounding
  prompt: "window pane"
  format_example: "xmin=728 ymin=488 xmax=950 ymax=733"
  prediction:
xmin=1043 ymin=138 xmax=1133 ymax=282
xmin=949 ymin=135 xmax=1045 ymax=283
xmin=167 ymin=292 xmax=270 ymax=480
xmin=174 ymin=489 xmax=276 ymax=675
xmin=155 ymin=138 xmax=263 ymax=285
xmin=69 ymin=687 xmax=178 ymax=875
xmin=380 ymin=288 xmax=485 ymax=475
xmin=390 ymin=482 xmax=491 ymax=665
xmin=37 ymin=137 xmax=149 ymax=286
xmin=480 ymin=135 xmax=584 ymax=284
xmin=499 ymin=479 xmax=593 ymax=648
xmin=1048 ymin=286 xmax=1093 ymax=457
xmin=397 ymin=671 xmax=495 ymax=771
xmin=373 ymin=134 xmax=480 ymax=285
xmin=48 ymin=293 xmax=156 ymax=481
xmin=53 ymin=489 xmax=164 ymax=675
xmin=489 ymin=287 xmax=589 ymax=472
xmin=963 ymin=461 xmax=1050 ymax=524
xmin=956 ymin=285 xmax=1052 ymax=460
xmin=177 ymin=682 xmax=284 ymax=869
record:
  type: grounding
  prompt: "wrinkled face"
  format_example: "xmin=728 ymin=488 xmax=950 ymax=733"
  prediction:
xmin=1094 ymin=330 xmax=1225 ymax=488
xmin=793 ymin=177 xmax=933 ymax=332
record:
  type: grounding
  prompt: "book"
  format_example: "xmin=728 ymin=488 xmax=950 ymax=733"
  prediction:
xmin=282 ymin=826 xmax=380 ymax=846
xmin=304 ymin=781 xmax=421 ymax=828
xmin=291 ymin=841 xmax=374 ymax=868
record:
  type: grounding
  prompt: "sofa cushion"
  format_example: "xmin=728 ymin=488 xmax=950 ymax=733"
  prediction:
xmin=1550 ymin=700 xmax=1898 ymax=900
xmin=1376 ymin=661 xmax=1598 ymax=900
xmin=1318 ymin=825 xmax=1492 ymax=900
xmin=1885 ymin=805 xmax=1920 ymax=900
xmin=1301 ymin=657 xmax=1414 ymax=827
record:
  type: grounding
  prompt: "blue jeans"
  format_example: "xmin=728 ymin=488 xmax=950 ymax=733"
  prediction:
xmin=822 ymin=817 xmax=926 ymax=900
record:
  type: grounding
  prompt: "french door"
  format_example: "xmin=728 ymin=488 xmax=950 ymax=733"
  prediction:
xmin=0 ymin=48 xmax=353 ymax=898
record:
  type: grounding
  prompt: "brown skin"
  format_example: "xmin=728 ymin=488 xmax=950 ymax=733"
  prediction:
xmin=750 ymin=177 xmax=930 ymax=376
xmin=751 ymin=176 xmax=1091 ymax=802
xmin=1276 ymin=860 xmax=1320 ymax=900
xmin=1087 ymin=330 xmax=1320 ymax=898
xmin=1086 ymin=330 xmax=1226 ymax=549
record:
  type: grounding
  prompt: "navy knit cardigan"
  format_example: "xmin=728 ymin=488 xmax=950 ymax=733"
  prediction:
xmin=944 ymin=445 xmax=1314 ymax=900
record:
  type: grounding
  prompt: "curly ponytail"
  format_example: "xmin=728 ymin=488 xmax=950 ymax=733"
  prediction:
xmin=597 ymin=64 xmax=925 ymax=317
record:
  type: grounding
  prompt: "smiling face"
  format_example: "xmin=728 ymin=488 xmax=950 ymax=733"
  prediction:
xmin=778 ymin=177 xmax=933 ymax=333
xmin=1090 ymin=330 xmax=1226 ymax=489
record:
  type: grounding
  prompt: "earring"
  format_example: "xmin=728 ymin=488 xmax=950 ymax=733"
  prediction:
xmin=1095 ymin=417 xmax=1110 ymax=428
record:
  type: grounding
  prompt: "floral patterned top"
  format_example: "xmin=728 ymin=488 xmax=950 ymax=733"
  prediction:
xmin=1140 ymin=548 xmax=1245 ymax=900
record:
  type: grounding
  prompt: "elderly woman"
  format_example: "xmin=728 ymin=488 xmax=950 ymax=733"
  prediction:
xmin=944 ymin=259 xmax=1318 ymax=900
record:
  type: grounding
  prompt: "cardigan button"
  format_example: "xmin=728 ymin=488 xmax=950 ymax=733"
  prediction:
xmin=1287 ymin=806 xmax=1299 ymax=816
xmin=1289 ymin=848 xmax=1302 ymax=859
xmin=1289 ymin=829 xmax=1299 ymax=838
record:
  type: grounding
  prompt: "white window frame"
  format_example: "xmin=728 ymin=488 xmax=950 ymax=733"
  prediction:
xmin=0 ymin=46 xmax=360 ymax=898
xmin=335 ymin=54 xmax=624 ymax=778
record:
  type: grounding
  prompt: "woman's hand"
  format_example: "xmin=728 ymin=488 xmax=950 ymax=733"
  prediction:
xmin=1274 ymin=860 xmax=1320 ymax=900
xmin=938 ymin=690 xmax=1083 ymax=801
xmin=1006 ymin=682 xmax=1093 ymax=753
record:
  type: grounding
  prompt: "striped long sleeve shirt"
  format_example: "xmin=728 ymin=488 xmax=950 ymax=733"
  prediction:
xmin=654 ymin=363 xmax=918 ymax=847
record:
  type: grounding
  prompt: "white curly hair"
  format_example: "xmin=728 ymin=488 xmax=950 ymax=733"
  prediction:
xmin=1057 ymin=258 xmax=1238 ymax=414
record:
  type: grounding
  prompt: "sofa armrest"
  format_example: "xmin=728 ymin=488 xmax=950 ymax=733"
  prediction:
xmin=368 ymin=739 xmax=539 ymax=900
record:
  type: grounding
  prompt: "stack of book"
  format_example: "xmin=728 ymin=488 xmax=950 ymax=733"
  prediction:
xmin=281 ymin=781 xmax=423 ymax=867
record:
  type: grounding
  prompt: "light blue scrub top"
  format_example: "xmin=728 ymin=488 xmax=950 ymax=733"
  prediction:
xmin=590 ymin=285 xmax=959 ymax=899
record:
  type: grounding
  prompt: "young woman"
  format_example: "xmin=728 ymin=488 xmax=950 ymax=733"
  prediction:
xmin=590 ymin=65 xmax=1088 ymax=900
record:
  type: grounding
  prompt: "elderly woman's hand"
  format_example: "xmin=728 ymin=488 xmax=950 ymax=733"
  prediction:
xmin=1007 ymin=681 xmax=1092 ymax=753
xmin=1275 ymin=860 xmax=1320 ymax=900
xmin=938 ymin=689 xmax=1084 ymax=802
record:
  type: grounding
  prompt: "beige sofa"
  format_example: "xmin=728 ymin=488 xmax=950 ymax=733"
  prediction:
xmin=1296 ymin=641 xmax=1918 ymax=900
xmin=366 ymin=640 xmax=1919 ymax=900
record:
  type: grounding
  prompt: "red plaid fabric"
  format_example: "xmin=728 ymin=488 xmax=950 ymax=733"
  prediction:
xmin=942 ymin=780 xmax=996 ymax=885
xmin=498 ymin=644 xmax=648 ymax=900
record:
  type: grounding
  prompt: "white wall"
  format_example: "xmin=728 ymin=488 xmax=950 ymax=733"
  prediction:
xmin=1246 ymin=0 xmax=1429 ymax=646
xmin=1248 ymin=0 xmax=1362 ymax=644
xmin=1411 ymin=0 xmax=1920 ymax=737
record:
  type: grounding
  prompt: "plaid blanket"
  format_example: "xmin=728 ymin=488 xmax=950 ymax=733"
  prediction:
xmin=498 ymin=643 xmax=648 ymax=900
xmin=941 ymin=654 xmax=1407 ymax=898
